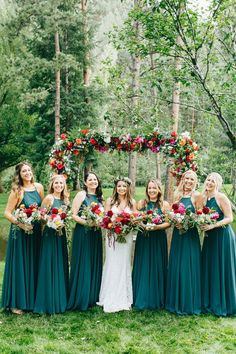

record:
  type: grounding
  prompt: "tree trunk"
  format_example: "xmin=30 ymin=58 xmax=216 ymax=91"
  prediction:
xmin=55 ymin=30 xmax=60 ymax=141
xmin=165 ymin=34 xmax=182 ymax=203
xmin=81 ymin=0 xmax=90 ymax=103
xmin=150 ymin=53 xmax=161 ymax=179
xmin=128 ymin=0 xmax=141 ymax=191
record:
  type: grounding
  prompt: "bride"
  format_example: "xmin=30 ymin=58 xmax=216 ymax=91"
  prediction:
xmin=97 ymin=177 xmax=137 ymax=313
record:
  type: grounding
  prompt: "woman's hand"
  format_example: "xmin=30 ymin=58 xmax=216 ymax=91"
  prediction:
xmin=145 ymin=225 xmax=155 ymax=231
xmin=175 ymin=222 xmax=183 ymax=230
xmin=18 ymin=222 xmax=33 ymax=232
xmin=200 ymin=224 xmax=215 ymax=231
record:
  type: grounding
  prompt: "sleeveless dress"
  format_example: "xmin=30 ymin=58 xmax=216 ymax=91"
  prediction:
xmin=33 ymin=198 xmax=69 ymax=314
xmin=166 ymin=197 xmax=201 ymax=315
xmin=97 ymin=205 xmax=133 ymax=313
xmin=1 ymin=189 xmax=42 ymax=311
xmin=67 ymin=194 xmax=103 ymax=311
xmin=202 ymin=197 xmax=236 ymax=316
xmin=132 ymin=202 xmax=168 ymax=310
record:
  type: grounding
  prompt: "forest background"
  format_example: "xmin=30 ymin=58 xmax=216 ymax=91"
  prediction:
xmin=0 ymin=1 xmax=236 ymax=353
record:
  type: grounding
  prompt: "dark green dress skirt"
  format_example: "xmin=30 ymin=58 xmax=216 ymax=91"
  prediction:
xmin=166 ymin=197 xmax=201 ymax=315
xmin=33 ymin=198 xmax=69 ymax=314
xmin=67 ymin=194 xmax=103 ymax=311
xmin=202 ymin=197 xmax=236 ymax=316
xmin=132 ymin=202 xmax=168 ymax=310
xmin=1 ymin=190 xmax=42 ymax=311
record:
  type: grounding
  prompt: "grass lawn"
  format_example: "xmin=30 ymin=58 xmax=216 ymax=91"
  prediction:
xmin=0 ymin=261 xmax=236 ymax=353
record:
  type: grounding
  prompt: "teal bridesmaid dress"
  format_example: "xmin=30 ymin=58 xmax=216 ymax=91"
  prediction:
xmin=132 ymin=202 xmax=168 ymax=310
xmin=202 ymin=197 xmax=236 ymax=316
xmin=67 ymin=194 xmax=103 ymax=311
xmin=166 ymin=197 xmax=201 ymax=315
xmin=1 ymin=190 xmax=42 ymax=311
xmin=33 ymin=198 xmax=69 ymax=314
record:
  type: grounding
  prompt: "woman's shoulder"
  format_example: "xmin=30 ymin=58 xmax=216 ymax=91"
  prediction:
xmin=216 ymin=192 xmax=229 ymax=204
xmin=163 ymin=200 xmax=170 ymax=210
xmin=42 ymin=194 xmax=54 ymax=207
xmin=137 ymin=199 xmax=145 ymax=210
xmin=34 ymin=182 xmax=44 ymax=191
xmin=75 ymin=190 xmax=86 ymax=198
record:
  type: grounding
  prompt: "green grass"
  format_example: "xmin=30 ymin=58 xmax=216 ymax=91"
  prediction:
xmin=0 ymin=261 xmax=236 ymax=353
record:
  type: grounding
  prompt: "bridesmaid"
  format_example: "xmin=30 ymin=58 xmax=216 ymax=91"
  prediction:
xmin=132 ymin=179 xmax=170 ymax=310
xmin=201 ymin=172 xmax=236 ymax=316
xmin=34 ymin=175 xmax=69 ymax=314
xmin=1 ymin=162 xmax=44 ymax=314
xmin=67 ymin=172 xmax=103 ymax=311
xmin=166 ymin=170 xmax=202 ymax=315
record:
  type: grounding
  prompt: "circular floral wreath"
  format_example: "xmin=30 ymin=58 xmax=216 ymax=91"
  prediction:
xmin=49 ymin=129 xmax=199 ymax=181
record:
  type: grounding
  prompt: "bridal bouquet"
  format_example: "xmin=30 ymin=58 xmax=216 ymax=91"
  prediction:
xmin=13 ymin=203 xmax=47 ymax=235
xmin=100 ymin=210 xmax=143 ymax=243
xmin=46 ymin=205 xmax=71 ymax=236
xmin=168 ymin=202 xmax=195 ymax=234
xmin=80 ymin=202 xmax=104 ymax=228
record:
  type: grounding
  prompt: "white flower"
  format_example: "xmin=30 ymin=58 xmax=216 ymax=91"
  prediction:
xmin=181 ymin=131 xmax=191 ymax=139
xmin=104 ymin=135 xmax=111 ymax=143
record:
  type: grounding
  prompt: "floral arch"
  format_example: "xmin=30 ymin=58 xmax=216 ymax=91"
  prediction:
xmin=49 ymin=129 xmax=199 ymax=181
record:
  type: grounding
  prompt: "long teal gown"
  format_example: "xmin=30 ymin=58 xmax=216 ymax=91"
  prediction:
xmin=67 ymin=194 xmax=103 ymax=311
xmin=1 ymin=190 xmax=42 ymax=311
xmin=166 ymin=197 xmax=201 ymax=315
xmin=33 ymin=198 xmax=69 ymax=314
xmin=132 ymin=202 xmax=168 ymax=310
xmin=202 ymin=197 xmax=236 ymax=316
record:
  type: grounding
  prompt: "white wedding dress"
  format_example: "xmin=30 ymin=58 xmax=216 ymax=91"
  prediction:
xmin=97 ymin=206 xmax=133 ymax=313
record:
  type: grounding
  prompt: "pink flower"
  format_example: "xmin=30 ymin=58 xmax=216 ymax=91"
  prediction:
xmin=134 ymin=136 xmax=144 ymax=144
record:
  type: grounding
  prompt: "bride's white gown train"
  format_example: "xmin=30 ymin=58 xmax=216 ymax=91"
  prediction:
xmin=97 ymin=206 xmax=133 ymax=313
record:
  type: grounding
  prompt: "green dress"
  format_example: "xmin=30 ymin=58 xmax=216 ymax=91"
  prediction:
xmin=132 ymin=202 xmax=168 ymax=310
xmin=67 ymin=194 xmax=103 ymax=311
xmin=202 ymin=197 xmax=236 ymax=316
xmin=1 ymin=190 xmax=42 ymax=311
xmin=166 ymin=197 xmax=201 ymax=315
xmin=33 ymin=198 xmax=69 ymax=314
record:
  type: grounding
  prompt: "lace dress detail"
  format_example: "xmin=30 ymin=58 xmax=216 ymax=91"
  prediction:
xmin=97 ymin=206 xmax=133 ymax=312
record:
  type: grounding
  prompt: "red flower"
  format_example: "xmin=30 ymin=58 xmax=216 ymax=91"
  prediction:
xmin=107 ymin=210 xmax=113 ymax=217
xmin=51 ymin=214 xmax=57 ymax=219
xmin=60 ymin=133 xmax=66 ymax=140
xmin=197 ymin=210 xmax=203 ymax=215
xmin=24 ymin=209 xmax=32 ymax=217
xmin=90 ymin=138 xmax=98 ymax=145
xmin=171 ymin=131 xmax=177 ymax=138
xmin=51 ymin=208 xmax=59 ymax=214
xmin=114 ymin=226 xmax=122 ymax=234
xmin=60 ymin=212 xmax=67 ymax=220
xmin=67 ymin=142 xmax=73 ymax=150
xmin=72 ymin=150 xmax=79 ymax=155
xmin=81 ymin=129 xmax=89 ymax=135
xmin=203 ymin=207 xmax=210 ymax=214
xmin=29 ymin=204 xmax=37 ymax=210
xmin=56 ymin=163 xmax=64 ymax=170
xmin=101 ymin=217 xmax=110 ymax=227
xmin=147 ymin=210 xmax=153 ymax=215
xmin=172 ymin=203 xmax=179 ymax=211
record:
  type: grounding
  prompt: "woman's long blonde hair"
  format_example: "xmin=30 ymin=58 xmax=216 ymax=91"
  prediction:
xmin=48 ymin=175 xmax=69 ymax=205
xmin=202 ymin=172 xmax=223 ymax=201
xmin=174 ymin=170 xmax=198 ymax=202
